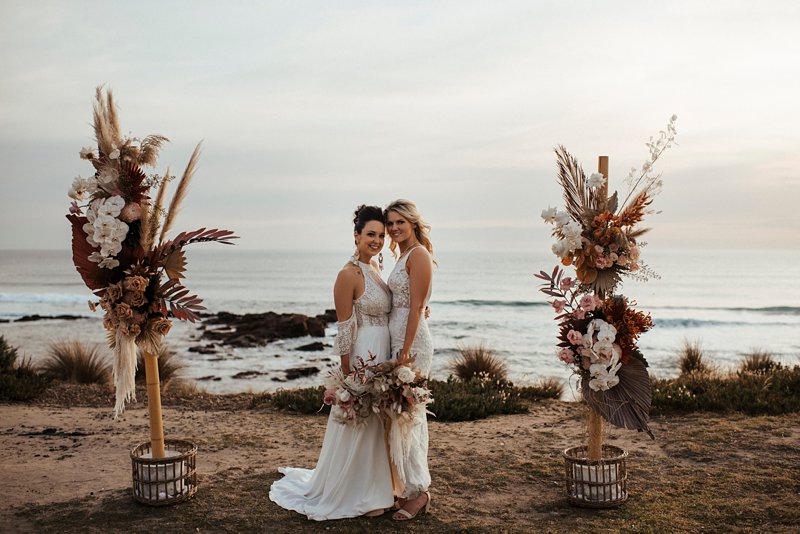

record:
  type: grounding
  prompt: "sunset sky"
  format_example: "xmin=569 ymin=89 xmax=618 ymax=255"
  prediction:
xmin=1 ymin=0 xmax=798 ymax=252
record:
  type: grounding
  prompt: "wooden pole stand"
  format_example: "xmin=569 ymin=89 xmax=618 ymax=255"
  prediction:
xmin=143 ymin=350 xmax=166 ymax=459
xmin=587 ymin=154 xmax=610 ymax=462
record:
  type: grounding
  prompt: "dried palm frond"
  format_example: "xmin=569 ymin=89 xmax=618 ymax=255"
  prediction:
xmin=145 ymin=166 xmax=170 ymax=251
xmin=138 ymin=198 xmax=152 ymax=250
xmin=554 ymin=145 xmax=599 ymax=226
xmin=139 ymin=135 xmax=169 ymax=167
xmin=159 ymin=143 xmax=201 ymax=244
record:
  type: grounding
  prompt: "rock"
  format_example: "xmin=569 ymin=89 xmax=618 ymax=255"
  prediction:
xmin=196 ymin=375 xmax=219 ymax=381
xmin=295 ymin=341 xmax=326 ymax=352
xmin=316 ymin=309 xmax=338 ymax=323
xmin=188 ymin=344 xmax=217 ymax=354
xmin=232 ymin=370 xmax=267 ymax=380
xmin=201 ymin=311 xmax=329 ymax=348
xmin=15 ymin=314 xmax=84 ymax=322
xmin=284 ymin=366 xmax=320 ymax=380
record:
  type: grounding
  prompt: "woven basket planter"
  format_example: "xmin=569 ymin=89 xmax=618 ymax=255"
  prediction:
xmin=563 ymin=444 xmax=628 ymax=508
xmin=131 ymin=439 xmax=197 ymax=506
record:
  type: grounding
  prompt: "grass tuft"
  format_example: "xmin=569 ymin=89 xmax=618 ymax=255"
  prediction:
xmin=678 ymin=339 xmax=711 ymax=375
xmin=0 ymin=336 xmax=51 ymax=401
xmin=135 ymin=345 xmax=185 ymax=383
xmin=41 ymin=341 xmax=111 ymax=385
xmin=450 ymin=343 xmax=508 ymax=382
xmin=516 ymin=377 xmax=564 ymax=400
xmin=739 ymin=349 xmax=782 ymax=375
xmin=271 ymin=386 xmax=327 ymax=415
xmin=429 ymin=376 xmax=527 ymax=421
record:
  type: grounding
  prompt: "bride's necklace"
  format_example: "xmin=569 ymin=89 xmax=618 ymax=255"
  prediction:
xmin=398 ymin=241 xmax=420 ymax=260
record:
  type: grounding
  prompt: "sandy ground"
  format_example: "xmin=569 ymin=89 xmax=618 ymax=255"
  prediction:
xmin=1 ymin=400 xmax=798 ymax=533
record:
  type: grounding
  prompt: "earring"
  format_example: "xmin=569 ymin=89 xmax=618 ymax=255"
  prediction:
xmin=378 ymin=252 xmax=384 ymax=271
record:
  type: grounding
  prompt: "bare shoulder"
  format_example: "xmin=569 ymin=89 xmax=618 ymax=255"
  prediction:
xmin=336 ymin=263 xmax=361 ymax=284
xmin=406 ymin=246 xmax=432 ymax=271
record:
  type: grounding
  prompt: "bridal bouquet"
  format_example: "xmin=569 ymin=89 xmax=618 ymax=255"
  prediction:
xmin=67 ymin=88 xmax=237 ymax=416
xmin=536 ymin=267 xmax=653 ymax=394
xmin=369 ymin=357 xmax=433 ymax=424
xmin=323 ymin=360 xmax=380 ymax=427
xmin=541 ymin=115 xmax=677 ymax=296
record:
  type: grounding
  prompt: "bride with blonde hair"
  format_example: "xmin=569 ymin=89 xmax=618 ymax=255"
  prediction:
xmin=384 ymin=198 xmax=434 ymax=521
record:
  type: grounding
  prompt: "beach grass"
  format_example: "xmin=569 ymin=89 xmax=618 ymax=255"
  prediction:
xmin=40 ymin=341 xmax=111 ymax=385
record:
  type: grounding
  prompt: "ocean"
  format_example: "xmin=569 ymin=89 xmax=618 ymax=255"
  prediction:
xmin=1 ymin=249 xmax=798 ymax=397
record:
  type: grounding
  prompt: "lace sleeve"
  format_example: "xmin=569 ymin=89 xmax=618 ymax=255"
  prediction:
xmin=333 ymin=312 xmax=357 ymax=356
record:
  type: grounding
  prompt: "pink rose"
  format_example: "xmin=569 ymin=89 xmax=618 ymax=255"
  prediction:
xmin=579 ymin=294 xmax=596 ymax=311
xmin=119 ymin=202 xmax=142 ymax=223
xmin=559 ymin=277 xmax=575 ymax=291
xmin=594 ymin=295 xmax=604 ymax=308
xmin=567 ymin=329 xmax=583 ymax=345
xmin=616 ymin=255 xmax=629 ymax=266
xmin=551 ymin=300 xmax=566 ymax=313
xmin=323 ymin=389 xmax=336 ymax=406
xmin=572 ymin=309 xmax=586 ymax=320
xmin=629 ymin=262 xmax=640 ymax=271
xmin=594 ymin=245 xmax=604 ymax=254
xmin=629 ymin=245 xmax=640 ymax=261
xmin=558 ymin=347 xmax=575 ymax=363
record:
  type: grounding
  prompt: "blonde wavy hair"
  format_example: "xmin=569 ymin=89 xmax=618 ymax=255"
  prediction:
xmin=385 ymin=199 xmax=434 ymax=261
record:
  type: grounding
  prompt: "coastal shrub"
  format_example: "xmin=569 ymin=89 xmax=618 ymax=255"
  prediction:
xmin=136 ymin=345 xmax=185 ymax=383
xmin=0 ymin=336 xmax=51 ymax=401
xmin=41 ymin=341 xmax=111 ymax=384
xmin=429 ymin=376 xmax=527 ymax=422
xmin=0 ymin=335 xmax=19 ymax=371
xmin=517 ymin=377 xmax=564 ymax=400
xmin=739 ymin=350 xmax=782 ymax=375
xmin=678 ymin=340 xmax=711 ymax=375
xmin=450 ymin=343 xmax=508 ymax=382
xmin=651 ymin=365 xmax=800 ymax=415
xmin=271 ymin=386 xmax=328 ymax=415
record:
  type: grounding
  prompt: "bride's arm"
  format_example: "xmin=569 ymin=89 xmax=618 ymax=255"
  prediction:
xmin=399 ymin=248 xmax=433 ymax=359
xmin=333 ymin=268 xmax=358 ymax=371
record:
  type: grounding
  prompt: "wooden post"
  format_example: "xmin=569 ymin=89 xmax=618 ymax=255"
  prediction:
xmin=587 ymin=155 xmax=609 ymax=461
xmin=143 ymin=351 xmax=166 ymax=459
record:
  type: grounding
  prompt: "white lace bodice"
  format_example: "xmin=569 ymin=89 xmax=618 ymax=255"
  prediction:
xmin=334 ymin=259 xmax=392 ymax=357
xmin=388 ymin=247 xmax=433 ymax=375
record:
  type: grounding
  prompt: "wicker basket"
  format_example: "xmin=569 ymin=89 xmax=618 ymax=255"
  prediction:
xmin=131 ymin=439 xmax=197 ymax=506
xmin=563 ymin=444 xmax=628 ymax=508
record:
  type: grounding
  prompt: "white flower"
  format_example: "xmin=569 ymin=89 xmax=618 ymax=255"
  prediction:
xmin=592 ymin=340 xmax=614 ymax=359
xmin=554 ymin=211 xmax=571 ymax=227
xmin=587 ymin=173 xmax=606 ymax=190
xmin=68 ymin=176 xmax=89 ymax=200
xmin=108 ymin=146 xmax=120 ymax=160
xmin=588 ymin=354 xmax=622 ymax=391
xmin=336 ymin=389 xmax=351 ymax=403
xmin=396 ymin=366 xmax=416 ymax=384
xmin=551 ymin=240 xmax=568 ymax=258
xmin=541 ymin=206 xmax=558 ymax=224
xmin=98 ymin=257 xmax=120 ymax=269
xmin=98 ymin=196 xmax=125 ymax=218
xmin=97 ymin=166 xmax=119 ymax=185
xmin=88 ymin=252 xmax=104 ymax=263
xmin=79 ymin=146 xmax=97 ymax=160
xmin=562 ymin=220 xmax=583 ymax=239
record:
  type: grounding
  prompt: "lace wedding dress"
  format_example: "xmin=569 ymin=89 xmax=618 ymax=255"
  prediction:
xmin=269 ymin=259 xmax=394 ymax=520
xmin=387 ymin=247 xmax=432 ymax=499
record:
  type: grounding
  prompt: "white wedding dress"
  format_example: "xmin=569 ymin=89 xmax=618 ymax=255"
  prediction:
xmin=269 ymin=259 xmax=394 ymax=520
xmin=387 ymin=247 xmax=433 ymax=499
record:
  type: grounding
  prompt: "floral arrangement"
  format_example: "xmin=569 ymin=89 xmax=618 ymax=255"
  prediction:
xmin=323 ymin=360 xmax=381 ymax=427
xmin=536 ymin=116 xmax=677 ymax=436
xmin=322 ymin=355 xmax=433 ymax=428
xmin=67 ymin=88 xmax=237 ymax=416
xmin=369 ymin=357 xmax=434 ymax=424
xmin=541 ymin=115 xmax=677 ymax=296
xmin=536 ymin=268 xmax=654 ymax=394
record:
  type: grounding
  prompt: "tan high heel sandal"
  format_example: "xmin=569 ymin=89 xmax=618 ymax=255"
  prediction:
xmin=392 ymin=491 xmax=431 ymax=521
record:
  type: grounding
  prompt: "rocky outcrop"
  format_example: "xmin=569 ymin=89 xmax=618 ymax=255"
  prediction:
xmin=200 ymin=310 xmax=335 ymax=348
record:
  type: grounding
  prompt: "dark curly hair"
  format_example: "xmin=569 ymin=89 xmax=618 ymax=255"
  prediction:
xmin=353 ymin=205 xmax=385 ymax=233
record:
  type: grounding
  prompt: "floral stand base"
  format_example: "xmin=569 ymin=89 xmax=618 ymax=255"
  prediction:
xmin=131 ymin=439 xmax=197 ymax=506
xmin=563 ymin=444 xmax=628 ymax=508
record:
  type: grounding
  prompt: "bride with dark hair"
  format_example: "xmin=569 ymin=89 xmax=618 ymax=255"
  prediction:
xmin=269 ymin=205 xmax=395 ymax=520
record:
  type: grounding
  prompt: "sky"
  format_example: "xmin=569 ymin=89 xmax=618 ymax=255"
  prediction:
xmin=1 ymin=0 xmax=799 ymax=253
